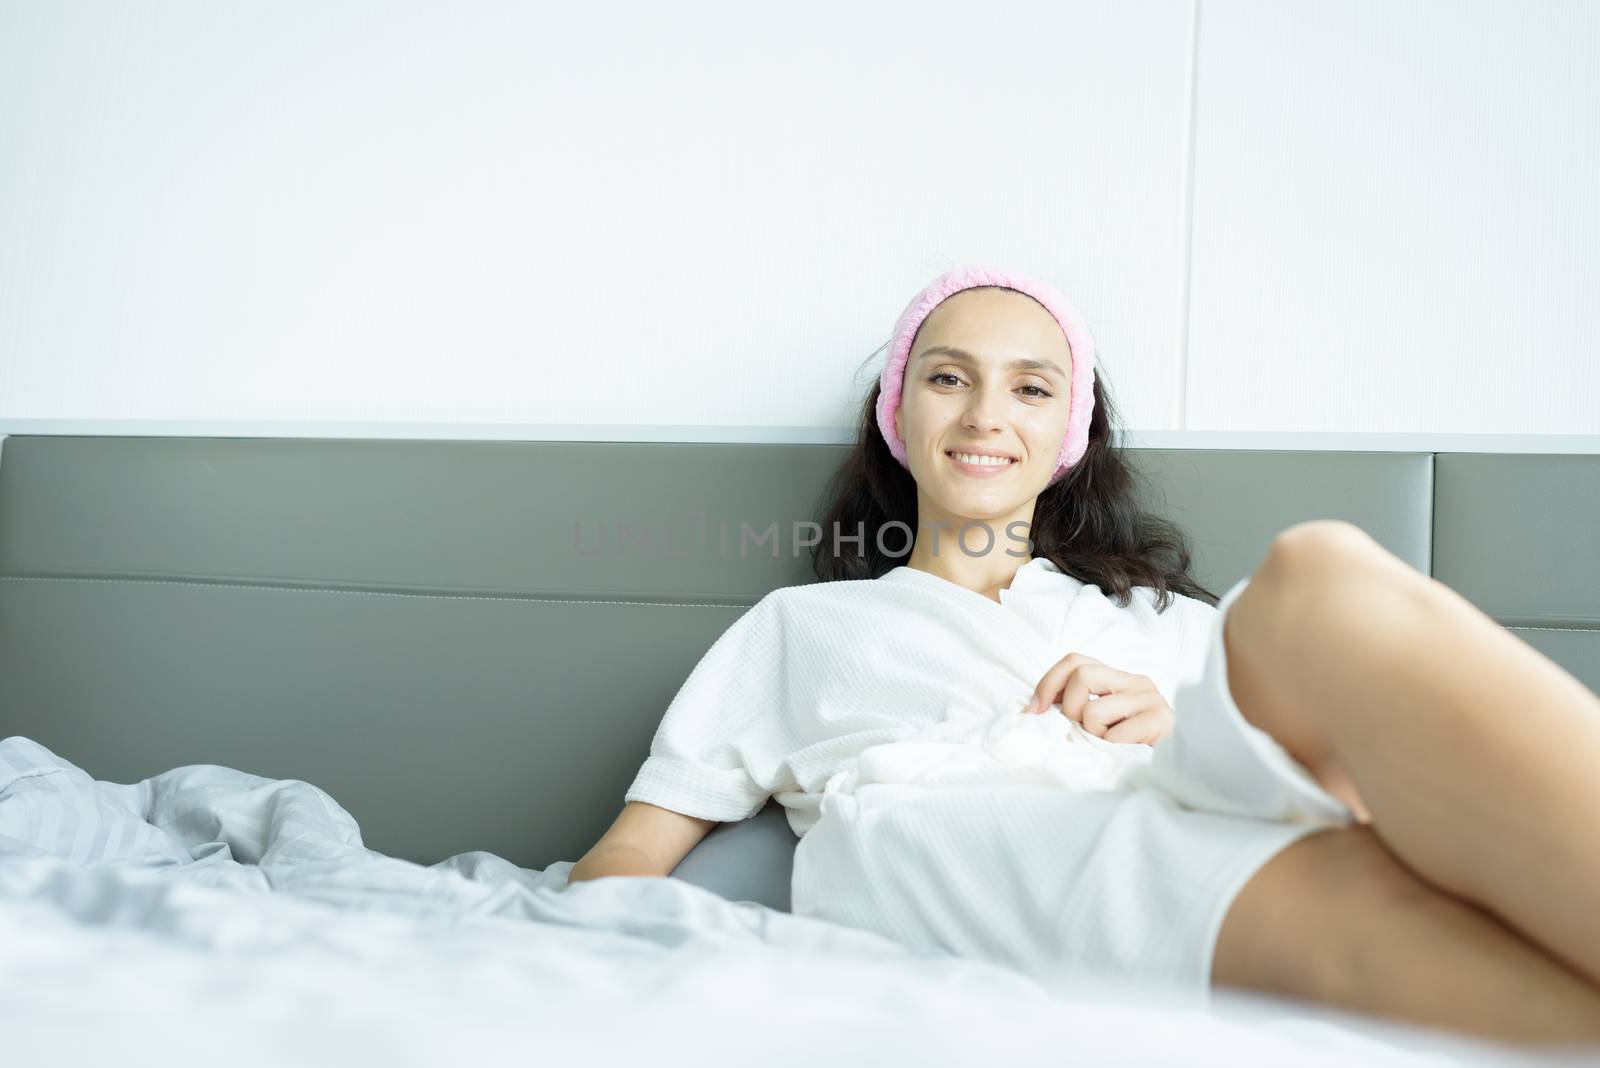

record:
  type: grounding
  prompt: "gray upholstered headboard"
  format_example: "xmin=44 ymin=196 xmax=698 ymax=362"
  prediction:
xmin=2 ymin=435 xmax=1596 ymax=898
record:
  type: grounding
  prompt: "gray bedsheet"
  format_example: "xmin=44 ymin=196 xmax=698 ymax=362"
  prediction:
xmin=0 ymin=735 xmax=1555 ymax=1067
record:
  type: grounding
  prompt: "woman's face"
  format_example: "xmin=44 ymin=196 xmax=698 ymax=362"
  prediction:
xmin=893 ymin=287 xmax=1075 ymax=532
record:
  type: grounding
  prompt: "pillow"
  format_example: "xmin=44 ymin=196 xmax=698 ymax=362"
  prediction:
xmin=668 ymin=797 xmax=796 ymax=912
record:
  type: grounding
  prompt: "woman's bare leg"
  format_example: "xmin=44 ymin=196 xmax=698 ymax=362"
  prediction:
xmin=1214 ymin=824 xmax=1600 ymax=1044
xmin=1224 ymin=519 xmax=1600 ymax=989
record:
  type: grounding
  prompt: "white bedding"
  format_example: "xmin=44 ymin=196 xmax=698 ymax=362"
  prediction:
xmin=0 ymin=736 xmax=1570 ymax=1067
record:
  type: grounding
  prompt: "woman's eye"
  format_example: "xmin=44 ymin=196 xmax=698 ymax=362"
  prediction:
xmin=927 ymin=373 xmax=1052 ymax=399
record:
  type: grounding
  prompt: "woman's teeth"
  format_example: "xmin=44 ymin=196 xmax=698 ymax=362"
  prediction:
xmin=948 ymin=452 xmax=1015 ymax=466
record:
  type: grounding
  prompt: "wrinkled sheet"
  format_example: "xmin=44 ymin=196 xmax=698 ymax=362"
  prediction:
xmin=0 ymin=736 xmax=1568 ymax=1067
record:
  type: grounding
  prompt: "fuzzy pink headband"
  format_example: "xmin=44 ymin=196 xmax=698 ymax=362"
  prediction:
xmin=875 ymin=265 xmax=1096 ymax=486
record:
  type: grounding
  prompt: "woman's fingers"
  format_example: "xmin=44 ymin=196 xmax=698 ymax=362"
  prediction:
xmin=1028 ymin=655 xmax=1123 ymax=716
xmin=1056 ymin=663 xmax=1129 ymax=725
xmin=1078 ymin=692 xmax=1144 ymax=737
xmin=1026 ymin=654 xmax=1173 ymax=743
xmin=1101 ymin=707 xmax=1171 ymax=744
xmin=1025 ymin=656 xmax=1077 ymax=714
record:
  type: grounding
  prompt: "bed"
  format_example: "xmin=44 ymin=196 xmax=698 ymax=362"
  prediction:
xmin=1 ymin=432 xmax=1595 ymax=1066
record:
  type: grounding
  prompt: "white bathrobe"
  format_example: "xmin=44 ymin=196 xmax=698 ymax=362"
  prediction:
xmin=625 ymin=557 xmax=1353 ymax=1004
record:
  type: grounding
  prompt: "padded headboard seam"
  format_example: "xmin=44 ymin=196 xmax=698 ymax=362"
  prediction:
xmin=1425 ymin=453 xmax=1436 ymax=578
xmin=0 ymin=573 xmax=758 ymax=610
xmin=1503 ymin=624 xmax=1600 ymax=635
xmin=5 ymin=574 xmax=1595 ymax=632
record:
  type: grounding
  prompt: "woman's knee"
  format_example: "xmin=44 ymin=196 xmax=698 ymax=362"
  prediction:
xmin=1255 ymin=520 xmax=1381 ymax=604
xmin=1264 ymin=520 xmax=1435 ymax=609
xmin=1242 ymin=524 xmax=1384 ymax=638
xmin=1227 ymin=521 xmax=1428 ymax=764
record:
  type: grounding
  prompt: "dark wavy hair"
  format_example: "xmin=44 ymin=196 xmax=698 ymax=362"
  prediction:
xmin=808 ymin=310 xmax=1221 ymax=612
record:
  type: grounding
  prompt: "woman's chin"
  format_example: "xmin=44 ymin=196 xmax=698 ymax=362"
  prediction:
xmin=927 ymin=488 xmax=1029 ymax=524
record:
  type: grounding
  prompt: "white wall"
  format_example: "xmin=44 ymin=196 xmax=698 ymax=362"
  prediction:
xmin=1 ymin=0 xmax=1595 ymax=439
xmin=1186 ymin=0 xmax=1600 ymax=434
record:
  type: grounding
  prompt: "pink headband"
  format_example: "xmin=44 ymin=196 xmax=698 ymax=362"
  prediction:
xmin=875 ymin=265 xmax=1097 ymax=486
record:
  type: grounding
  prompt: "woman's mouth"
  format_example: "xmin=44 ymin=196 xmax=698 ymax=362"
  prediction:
xmin=945 ymin=450 xmax=1018 ymax=478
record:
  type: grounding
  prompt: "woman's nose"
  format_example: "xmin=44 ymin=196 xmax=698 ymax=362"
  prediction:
xmin=962 ymin=389 xmax=1007 ymax=430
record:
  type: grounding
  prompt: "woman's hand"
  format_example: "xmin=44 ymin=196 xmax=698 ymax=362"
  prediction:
xmin=1024 ymin=652 xmax=1175 ymax=745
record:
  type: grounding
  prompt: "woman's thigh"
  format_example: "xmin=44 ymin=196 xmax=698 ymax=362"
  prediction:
xmin=1212 ymin=824 xmax=1415 ymax=999
xmin=1213 ymin=823 xmax=1600 ymax=1044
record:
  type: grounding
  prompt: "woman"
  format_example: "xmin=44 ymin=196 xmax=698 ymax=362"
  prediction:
xmin=587 ymin=265 xmax=1600 ymax=1045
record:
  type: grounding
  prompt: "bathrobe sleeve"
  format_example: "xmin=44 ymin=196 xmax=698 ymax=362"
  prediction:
xmin=623 ymin=592 xmax=791 ymax=823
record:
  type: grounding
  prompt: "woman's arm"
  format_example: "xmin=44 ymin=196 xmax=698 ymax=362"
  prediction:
xmin=567 ymin=801 xmax=718 ymax=885
xmin=568 ymin=842 xmax=668 ymax=883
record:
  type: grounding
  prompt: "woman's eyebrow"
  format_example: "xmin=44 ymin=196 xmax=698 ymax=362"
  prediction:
xmin=916 ymin=345 xmax=1066 ymax=380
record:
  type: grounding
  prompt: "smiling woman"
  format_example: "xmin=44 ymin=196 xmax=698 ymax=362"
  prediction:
xmin=607 ymin=264 xmax=1600 ymax=1045
xmin=809 ymin=268 xmax=1218 ymax=614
